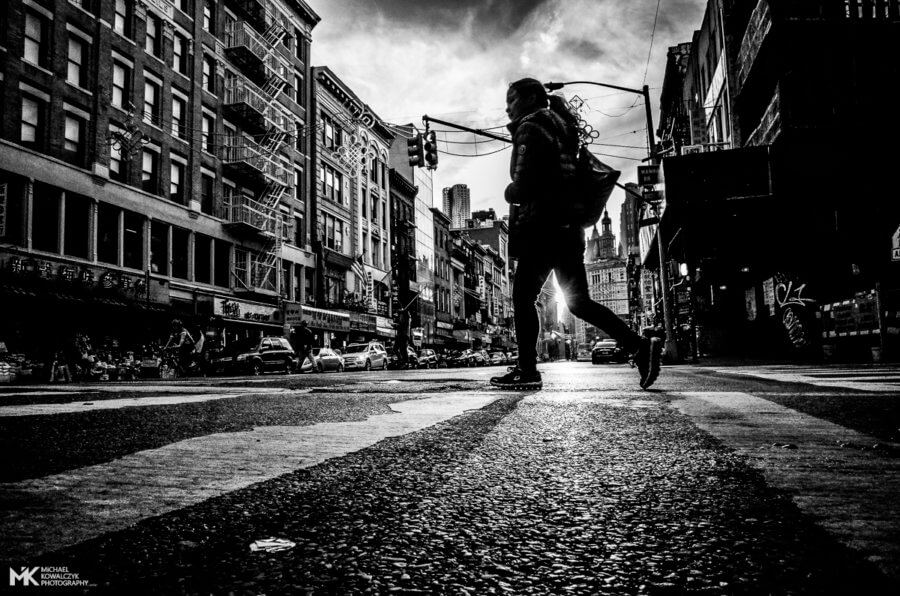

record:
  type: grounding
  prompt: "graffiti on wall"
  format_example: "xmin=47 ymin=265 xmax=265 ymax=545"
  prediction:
xmin=773 ymin=273 xmax=816 ymax=349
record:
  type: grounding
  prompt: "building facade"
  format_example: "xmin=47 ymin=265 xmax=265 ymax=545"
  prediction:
xmin=652 ymin=0 xmax=900 ymax=360
xmin=0 ymin=0 xmax=320 ymax=365
xmin=310 ymin=65 xmax=393 ymax=347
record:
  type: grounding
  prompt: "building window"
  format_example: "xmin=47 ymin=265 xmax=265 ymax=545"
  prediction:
xmin=141 ymin=149 xmax=158 ymax=193
xmin=170 ymin=160 xmax=184 ymax=202
xmin=97 ymin=203 xmax=119 ymax=265
xmin=64 ymin=193 xmax=91 ymax=259
xmin=295 ymin=119 xmax=304 ymax=152
xmin=145 ymin=14 xmax=160 ymax=56
xmin=114 ymin=0 xmax=131 ymax=38
xmin=322 ymin=114 xmax=341 ymax=150
xmin=201 ymin=113 xmax=214 ymax=152
xmin=24 ymin=11 xmax=47 ymax=67
xmin=195 ymin=233 xmax=211 ymax=284
xmin=112 ymin=62 xmax=129 ymax=109
xmin=294 ymin=28 xmax=304 ymax=60
xmin=175 ymin=0 xmax=191 ymax=15
xmin=202 ymin=56 xmax=215 ymax=92
xmin=67 ymin=36 xmax=87 ymax=87
xmin=171 ymin=96 xmax=186 ymax=138
xmin=294 ymin=167 xmax=303 ymax=202
xmin=202 ymin=0 xmax=213 ymax=32
xmin=123 ymin=211 xmax=144 ymax=269
xmin=32 ymin=183 xmax=59 ymax=253
xmin=64 ymin=114 xmax=83 ymax=153
xmin=294 ymin=215 xmax=305 ymax=247
xmin=294 ymin=72 xmax=303 ymax=105
xmin=20 ymin=96 xmax=43 ymax=146
xmin=214 ymin=239 xmax=230 ymax=287
xmin=109 ymin=127 xmax=126 ymax=181
xmin=172 ymin=33 xmax=188 ymax=75
xmin=143 ymin=78 xmax=160 ymax=125
xmin=200 ymin=171 xmax=214 ymax=215
xmin=171 ymin=227 xmax=189 ymax=280
xmin=150 ymin=221 xmax=168 ymax=274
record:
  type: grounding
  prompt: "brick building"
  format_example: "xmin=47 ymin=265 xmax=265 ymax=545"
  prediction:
xmin=0 ymin=0 xmax=319 ymax=366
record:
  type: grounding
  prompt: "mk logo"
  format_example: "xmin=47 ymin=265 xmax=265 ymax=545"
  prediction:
xmin=9 ymin=567 xmax=39 ymax=586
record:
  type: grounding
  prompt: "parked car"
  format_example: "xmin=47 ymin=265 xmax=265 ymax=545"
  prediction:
xmin=210 ymin=336 xmax=297 ymax=376
xmin=445 ymin=350 xmax=468 ymax=367
xmin=489 ymin=351 xmax=508 ymax=366
xmin=507 ymin=350 xmax=519 ymax=365
xmin=299 ymin=347 xmax=344 ymax=373
xmin=575 ymin=343 xmax=593 ymax=362
xmin=592 ymin=339 xmax=627 ymax=364
xmin=342 ymin=342 xmax=388 ymax=371
xmin=417 ymin=348 xmax=438 ymax=369
xmin=458 ymin=349 xmax=487 ymax=367
xmin=387 ymin=346 xmax=419 ymax=370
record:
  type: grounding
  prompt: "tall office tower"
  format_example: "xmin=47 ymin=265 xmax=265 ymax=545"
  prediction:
xmin=442 ymin=183 xmax=470 ymax=229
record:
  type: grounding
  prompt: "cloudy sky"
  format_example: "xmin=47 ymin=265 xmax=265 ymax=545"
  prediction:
xmin=307 ymin=0 xmax=707 ymax=237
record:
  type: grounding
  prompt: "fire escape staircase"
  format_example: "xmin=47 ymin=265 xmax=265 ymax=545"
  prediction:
xmin=224 ymin=15 xmax=292 ymax=295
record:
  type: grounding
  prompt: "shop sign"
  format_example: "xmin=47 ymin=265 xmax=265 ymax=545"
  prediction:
xmin=436 ymin=321 xmax=454 ymax=331
xmin=215 ymin=297 xmax=279 ymax=323
xmin=745 ymin=287 xmax=757 ymax=321
xmin=377 ymin=326 xmax=396 ymax=338
xmin=892 ymin=224 xmax=900 ymax=261
xmin=299 ymin=305 xmax=351 ymax=331
xmin=376 ymin=315 xmax=392 ymax=330
xmin=349 ymin=312 xmax=377 ymax=332
xmin=762 ymin=278 xmax=775 ymax=314
xmin=637 ymin=165 xmax=660 ymax=186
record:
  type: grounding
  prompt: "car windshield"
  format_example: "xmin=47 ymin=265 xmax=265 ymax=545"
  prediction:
xmin=223 ymin=339 xmax=259 ymax=355
xmin=596 ymin=340 xmax=617 ymax=347
xmin=344 ymin=345 xmax=368 ymax=354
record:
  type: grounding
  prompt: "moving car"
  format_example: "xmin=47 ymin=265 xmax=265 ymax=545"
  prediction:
xmin=299 ymin=347 xmax=344 ymax=373
xmin=417 ymin=349 xmax=438 ymax=369
xmin=342 ymin=342 xmax=388 ymax=371
xmin=575 ymin=343 xmax=593 ymax=362
xmin=210 ymin=336 xmax=297 ymax=376
xmin=591 ymin=339 xmax=627 ymax=364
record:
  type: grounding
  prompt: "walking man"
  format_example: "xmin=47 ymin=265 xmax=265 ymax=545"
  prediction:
xmin=394 ymin=305 xmax=411 ymax=369
xmin=295 ymin=320 xmax=317 ymax=372
xmin=490 ymin=78 xmax=662 ymax=390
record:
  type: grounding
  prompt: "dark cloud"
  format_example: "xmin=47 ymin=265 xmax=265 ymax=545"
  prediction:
xmin=559 ymin=38 xmax=606 ymax=61
xmin=327 ymin=0 xmax=549 ymax=37
xmin=656 ymin=0 xmax=705 ymax=38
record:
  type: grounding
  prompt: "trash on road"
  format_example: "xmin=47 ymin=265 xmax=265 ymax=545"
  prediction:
xmin=249 ymin=537 xmax=296 ymax=553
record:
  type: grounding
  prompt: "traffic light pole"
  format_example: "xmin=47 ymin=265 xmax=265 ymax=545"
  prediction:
xmin=545 ymin=81 xmax=678 ymax=361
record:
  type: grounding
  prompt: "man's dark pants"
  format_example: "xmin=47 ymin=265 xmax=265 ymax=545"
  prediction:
xmin=513 ymin=227 xmax=641 ymax=371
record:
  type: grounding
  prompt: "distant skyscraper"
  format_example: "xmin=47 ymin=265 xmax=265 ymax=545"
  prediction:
xmin=442 ymin=184 xmax=471 ymax=228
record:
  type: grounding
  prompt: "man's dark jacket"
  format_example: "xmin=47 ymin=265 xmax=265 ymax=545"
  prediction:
xmin=505 ymin=106 xmax=578 ymax=257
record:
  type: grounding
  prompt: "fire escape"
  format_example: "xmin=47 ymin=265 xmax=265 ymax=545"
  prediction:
xmin=221 ymin=2 xmax=291 ymax=294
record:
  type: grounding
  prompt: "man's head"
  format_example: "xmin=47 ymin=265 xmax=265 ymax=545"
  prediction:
xmin=506 ymin=78 xmax=548 ymax=122
xmin=299 ymin=320 xmax=308 ymax=328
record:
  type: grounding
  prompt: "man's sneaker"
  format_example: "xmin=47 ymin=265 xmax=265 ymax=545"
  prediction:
xmin=635 ymin=336 xmax=663 ymax=389
xmin=490 ymin=366 xmax=542 ymax=390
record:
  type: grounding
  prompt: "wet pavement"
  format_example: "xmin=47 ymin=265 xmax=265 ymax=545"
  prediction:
xmin=1 ymin=362 xmax=899 ymax=594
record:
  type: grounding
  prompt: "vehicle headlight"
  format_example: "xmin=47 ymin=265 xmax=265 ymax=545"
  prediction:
xmin=236 ymin=354 xmax=248 ymax=361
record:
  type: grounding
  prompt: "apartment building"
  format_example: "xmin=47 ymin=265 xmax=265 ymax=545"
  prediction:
xmin=0 ymin=0 xmax=320 ymax=359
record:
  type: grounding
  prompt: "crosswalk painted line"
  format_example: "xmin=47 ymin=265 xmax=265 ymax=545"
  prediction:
xmin=670 ymin=391 xmax=900 ymax=582
xmin=0 ymin=392 xmax=505 ymax=558
xmin=710 ymin=366 xmax=900 ymax=393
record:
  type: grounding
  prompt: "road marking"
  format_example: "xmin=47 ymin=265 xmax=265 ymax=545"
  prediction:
xmin=671 ymin=391 xmax=900 ymax=582
xmin=0 ymin=388 xmax=303 ymax=417
xmin=710 ymin=366 xmax=900 ymax=392
xmin=0 ymin=392 xmax=504 ymax=558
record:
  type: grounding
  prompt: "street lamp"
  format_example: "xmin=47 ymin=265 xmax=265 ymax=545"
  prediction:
xmin=544 ymin=80 xmax=678 ymax=362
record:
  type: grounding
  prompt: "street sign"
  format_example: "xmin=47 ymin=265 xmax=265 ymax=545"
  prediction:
xmin=642 ymin=190 xmax=664 ymax=204
xmin=638 ymin=164 xmax=660 ymax=186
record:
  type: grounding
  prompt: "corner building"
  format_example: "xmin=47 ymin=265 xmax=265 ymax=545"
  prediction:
xmin=0 ymin=0 xmax=320 ymax=361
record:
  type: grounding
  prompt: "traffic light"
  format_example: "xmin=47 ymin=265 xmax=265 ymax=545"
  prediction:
xmin=407 ymin=133 xmax=424 ymax=167
xmin=424 ymin=130 xmax=439 ymax=169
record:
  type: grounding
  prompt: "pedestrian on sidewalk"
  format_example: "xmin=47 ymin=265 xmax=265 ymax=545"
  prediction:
xmin=294 ymin=321 xmax=317 ymax=372
xmin=394 ymin=305 xmax=411 ymax=369
xmin=490 ymin=77 xmax=662 ymax=391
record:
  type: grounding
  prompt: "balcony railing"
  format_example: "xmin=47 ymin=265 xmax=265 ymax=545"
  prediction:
xmin=221 ymin=138 xmax=291 ymax=187
xmin=224 ymin=78 xmax=291 ymax=133
xmin=225 ymin=20 xmax=268 ymax=64
xmin=224 ymin=194 xmax=278 ymax=235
